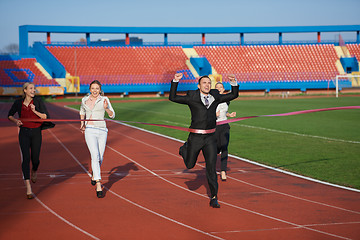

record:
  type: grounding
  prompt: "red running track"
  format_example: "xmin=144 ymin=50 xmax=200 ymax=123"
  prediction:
xmin=0 ymin=102 xmax=359 ymax=240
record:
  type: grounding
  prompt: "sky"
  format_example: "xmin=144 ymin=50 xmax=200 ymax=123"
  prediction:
xmin=0 ymin=0 xmax=359 ymax=52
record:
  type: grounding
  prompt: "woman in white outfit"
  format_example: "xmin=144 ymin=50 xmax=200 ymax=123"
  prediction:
xmin=80 ymin=80 xmax=115 ymax=198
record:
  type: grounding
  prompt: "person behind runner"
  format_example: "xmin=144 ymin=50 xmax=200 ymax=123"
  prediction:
xmin=215 ymin=81 xmax=236 ymax=181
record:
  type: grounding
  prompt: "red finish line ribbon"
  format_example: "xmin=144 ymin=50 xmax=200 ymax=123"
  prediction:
xmin=3 ymin=106 xmax=359 ymax=133
xmin=217 ymin=106 xmax=360 ymax=125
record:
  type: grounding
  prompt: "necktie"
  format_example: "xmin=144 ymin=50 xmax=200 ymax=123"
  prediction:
xmin=204 ymin=96 xmax=209 ymax=108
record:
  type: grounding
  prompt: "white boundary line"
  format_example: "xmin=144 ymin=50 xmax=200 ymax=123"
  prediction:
xmin=58 ymin=108 xmax=354 ymax=239
xmin=108 ymin=120 xmax=360 ymax=215
xmin=103 ymin=129 xmax=352 ymax=239
xmin=229 ymin=152 xmax=360 ymax=193
xmin=233 ymin=123 xmax=360 ymax=144
xmin=48 ymin=128 xmax=224 ymax=240
xmin=210 ymin=221 xmax=360 ymax=234
xmin=106 ymin=118 xmax=360 ymax=193
xmin=34 ymin=196 xmax=101 ymax=240
xmin=64 ymin=106 xmax=360 ymax=199
xmin=17 ymin=136 xmax=100 ymax=240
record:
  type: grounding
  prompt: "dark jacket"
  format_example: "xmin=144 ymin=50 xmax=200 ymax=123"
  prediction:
xmin=8 ymin=96 xmax=49 ymax=119
xmin=8 ymin=96 xmax=54 ymax=130
xmin=169 ymin=81 xmax=239 ymax=130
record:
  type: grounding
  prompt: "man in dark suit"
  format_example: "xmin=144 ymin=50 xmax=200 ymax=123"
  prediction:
xmin=169 ymin=73 xmax=239 ymax=208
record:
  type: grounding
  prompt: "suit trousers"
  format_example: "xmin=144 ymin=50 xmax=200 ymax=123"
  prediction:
xmin=180 ymin=132 xmax=218 ymax=198
xmin=19 ymin=127 xmax=42 ymax=180
xmin=85 ymin=126 xmax=108 ymax=181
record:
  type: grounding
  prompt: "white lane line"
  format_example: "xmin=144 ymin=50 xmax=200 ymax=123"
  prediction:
xmin=34 ymin=195 xmax=101 ymax=240
xmin=109 ymin=123 xmax=360 ymax=215
xmin=49 ymin=127 xmax=225 ymax=240
xmin=106 ymin=139 xmax=351 ymax=240
xmin=64 ymin=107 xmax=356 ymax=239
xmin=107 ymin=188 xmax=224 ymax=240
xmin=107 ymin=118 xmax=360 ymax=193
xmin=146 ymin=115 xmax=360 ymax=145
xmin=228 ymin=154 xmax=360 ymax=193
xmin=210 ymin=221 xmax=360 ymax=234
xmin=225 ymin=173 xmax=360 ymax=215
xmin=17 ymin=130 xmax=100 ymax=240
xmin=233 ymin=123 xmax=360 ymax=144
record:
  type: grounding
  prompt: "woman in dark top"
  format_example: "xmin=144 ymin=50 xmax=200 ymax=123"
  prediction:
xmin=8 ymin=82 xmax=50 ymax=199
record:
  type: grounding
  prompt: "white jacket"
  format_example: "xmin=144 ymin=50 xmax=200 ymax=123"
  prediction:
xmin=80 ymin=95 xmax=115 ymax=128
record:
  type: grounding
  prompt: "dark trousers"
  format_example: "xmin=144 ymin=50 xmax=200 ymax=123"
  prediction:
xmin=215 ymin=124 xmax=230 ymax=172
xmin=19 ymin=127 xmax=42 ymax=180
xmin=180 ymin=133 xmax=218 ymax=198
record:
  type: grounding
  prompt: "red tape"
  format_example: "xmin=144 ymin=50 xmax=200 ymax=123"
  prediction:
xmin=3 ymin=106 xmax=359 ymax=133
xmin=217 ymin=106 xmax=360 ymax=125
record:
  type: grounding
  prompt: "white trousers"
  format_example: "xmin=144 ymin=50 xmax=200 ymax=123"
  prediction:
xmin=84 ymin=126 xmax=108 ymax=181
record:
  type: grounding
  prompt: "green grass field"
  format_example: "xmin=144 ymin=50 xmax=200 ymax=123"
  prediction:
xmin=69 ymin=96 xmax=360 ymax=189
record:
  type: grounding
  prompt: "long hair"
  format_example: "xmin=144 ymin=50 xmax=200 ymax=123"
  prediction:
xmin=89 ymin=80 xmax=104 ymax=96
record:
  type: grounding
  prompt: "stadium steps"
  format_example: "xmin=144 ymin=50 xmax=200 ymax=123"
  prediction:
xmin=182 ymin=47 xmax=218 ymax=76
xmin=335 ymin=60 xmax=346 ymax=74
xmin=185 ymin=60 xmax=200 ymax=78
xmin=334 ymin=46 xmax=346 ymax=58
xmin=0 ymin=58 xmax=60 ymax=86
xmin=182 ymin=48 xmax=200 ymax=78
xmin=34 ymin=62 xmax=52 ymax=79
xmin=341 ymin=46 xmax=351 ymax=57
xmin=334 ymin=46 xmax=346 ymax=74
xmin=34 ymin=61 xmax=68 ymax=89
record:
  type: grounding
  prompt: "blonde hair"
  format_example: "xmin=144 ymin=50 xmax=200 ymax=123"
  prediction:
xmin=22 ymin=82 xmax=35 ymax=96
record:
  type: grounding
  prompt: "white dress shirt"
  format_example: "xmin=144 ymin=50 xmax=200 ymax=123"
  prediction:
xmin=80 ymin=95 xmax=115 ymax=128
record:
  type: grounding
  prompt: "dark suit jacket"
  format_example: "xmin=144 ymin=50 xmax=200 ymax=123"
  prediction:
xmin=169 ymin=81 xmax=239 ymax=130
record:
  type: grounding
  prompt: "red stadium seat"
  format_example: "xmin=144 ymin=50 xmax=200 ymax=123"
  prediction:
xmin=194 ymin=44 xmax=340 ymax=81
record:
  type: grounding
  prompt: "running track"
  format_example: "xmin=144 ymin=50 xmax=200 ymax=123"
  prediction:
xmin=0 ymin=101 xmax=359 ymax=240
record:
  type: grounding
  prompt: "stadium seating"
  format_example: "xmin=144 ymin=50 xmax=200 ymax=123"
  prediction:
xmin=46 ymin=46 xmax=194 ymax=85
xmin=194 ymin=44 xmax=339 ymax=81
xmin=346 ymin=44 xmax=360 ymax=61
xmin=0 ymin=58 xmax=60 ymax=87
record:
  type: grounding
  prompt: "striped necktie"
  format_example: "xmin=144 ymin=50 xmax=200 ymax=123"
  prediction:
xmin=204 ymin=96 xmax=209 ymax=108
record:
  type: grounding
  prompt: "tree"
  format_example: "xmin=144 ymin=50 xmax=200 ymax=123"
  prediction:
xmin=1 ymin=43 xmax=19 ymax=55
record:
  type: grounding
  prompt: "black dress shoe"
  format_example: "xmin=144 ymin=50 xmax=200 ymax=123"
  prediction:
xmin=91 ymin=179 xmax=96 ymax=186
xmin=96 ymin=190 xmax=104 ymax=198
xmin=209 ymin=198 xmax=220 ymax=208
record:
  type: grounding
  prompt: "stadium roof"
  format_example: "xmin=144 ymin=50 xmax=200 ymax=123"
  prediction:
xmin=19 ymin=25 xmax=360 ymax=54
xmin=20 ymin=25 xmax=360 ymax=34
